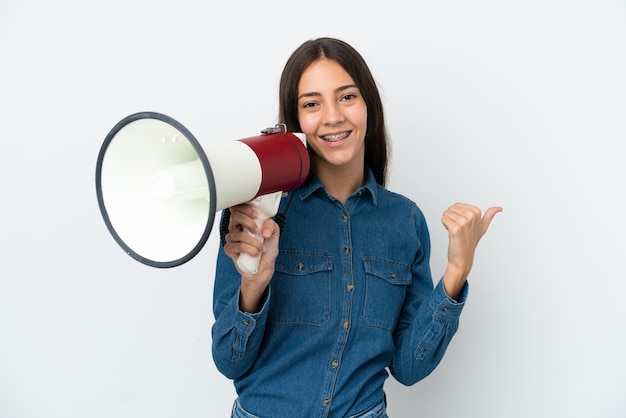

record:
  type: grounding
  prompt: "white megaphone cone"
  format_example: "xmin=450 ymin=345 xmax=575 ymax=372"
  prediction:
xmin=95 ymin=112 xmax=309 ymax=272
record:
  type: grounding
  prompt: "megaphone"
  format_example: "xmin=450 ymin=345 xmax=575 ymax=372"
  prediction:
xmin=95 ymin=111 xmax=310 ymax=272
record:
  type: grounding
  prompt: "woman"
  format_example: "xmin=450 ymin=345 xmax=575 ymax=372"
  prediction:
xmin=212 ymin=37 xmax=501 ymax=418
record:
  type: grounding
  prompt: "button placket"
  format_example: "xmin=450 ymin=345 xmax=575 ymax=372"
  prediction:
xmin=318 ymin=204 xmax=354 ymax=414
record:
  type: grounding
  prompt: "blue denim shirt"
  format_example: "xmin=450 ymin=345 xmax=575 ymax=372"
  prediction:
xmin=212 ymin=169 xmax=468 ymax=418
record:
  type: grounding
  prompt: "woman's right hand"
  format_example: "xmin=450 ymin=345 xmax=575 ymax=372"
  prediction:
xmin=223 ymin=204 xmax=280 ymax=313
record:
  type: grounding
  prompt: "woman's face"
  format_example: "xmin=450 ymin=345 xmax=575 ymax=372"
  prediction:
xmin=297 ymin=58 xmax=367 ymax=173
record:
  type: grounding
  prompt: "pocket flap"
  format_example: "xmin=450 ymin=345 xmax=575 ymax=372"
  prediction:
xmin=275 ymin=251 xmax=333 ymax=275
xmin=363 ymin=257 xmax=412 ymax=285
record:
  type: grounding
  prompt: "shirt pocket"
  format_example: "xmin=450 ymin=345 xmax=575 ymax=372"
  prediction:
xmin=363 ymin=257 xmax=412 ymax=331
xmin=270 ymin=251 xmax=333 ymax=326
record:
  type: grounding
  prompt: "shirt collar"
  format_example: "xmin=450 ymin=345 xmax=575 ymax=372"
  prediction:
xmin=297 ymin=167 xmax=379 ymax=205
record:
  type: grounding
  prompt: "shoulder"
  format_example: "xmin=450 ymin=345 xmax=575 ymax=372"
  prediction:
xmin=376 ymin=185 xmax=424 ymax=214
xmin=373 ymin=185 xmax=430 ymax=234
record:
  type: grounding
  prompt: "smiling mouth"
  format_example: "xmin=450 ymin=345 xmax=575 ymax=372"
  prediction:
xmin=321 ymin=132 xmax=350 ymax=142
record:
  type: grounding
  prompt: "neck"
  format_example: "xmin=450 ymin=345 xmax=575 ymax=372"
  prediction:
xmin=313 ymin=160 xmax=365 ymax=204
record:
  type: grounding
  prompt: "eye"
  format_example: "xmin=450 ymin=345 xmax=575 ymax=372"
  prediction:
xmin=340 ymin=93 xmax=357 ymax=102
xmin=301 ymin=101 xmax=318 ymax=109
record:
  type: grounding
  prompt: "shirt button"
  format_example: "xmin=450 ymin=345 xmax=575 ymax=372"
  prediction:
xmin=347 ymin=283 xmax=354 ymax=291
xmin=342 ymin=214 xmax=348 ymax=221
xmin=343 ymin=320 xmax=350 ymax=329
xmin=331 ymin=360 xmax=339 ymax=368
xmin=323 ymin=398 xmax=330 ymax=406
xmin=344 ymin=247 xmax=350 ymax=254
xmin=242 ymin=320 xmax=250 ymax=326
xmin=298 ymin=262 xmax=304 ymax=270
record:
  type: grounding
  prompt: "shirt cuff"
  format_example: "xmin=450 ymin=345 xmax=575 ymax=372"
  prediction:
xmin=430 ymin=278 xmax=468 ymax=322
xmin=233 ymin=286 xmax=271 ymax=336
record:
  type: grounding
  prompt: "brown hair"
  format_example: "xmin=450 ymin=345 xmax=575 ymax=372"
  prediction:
xmin=278 ymin=37 xmax=389 ymax=187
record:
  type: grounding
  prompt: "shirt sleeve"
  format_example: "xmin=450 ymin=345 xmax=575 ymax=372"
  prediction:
xmin=388 ymin=205 xmax=469 ymax=386
xmin=211 ymin=243 xmax=271 ymax=380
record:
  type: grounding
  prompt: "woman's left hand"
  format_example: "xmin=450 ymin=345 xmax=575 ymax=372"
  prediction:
xmin=441 ymin=203 xmax=502 ymax=299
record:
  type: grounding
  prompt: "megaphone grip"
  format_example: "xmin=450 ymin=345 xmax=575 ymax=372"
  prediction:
xmin=236 ymin=191 xmax=283 ymax=275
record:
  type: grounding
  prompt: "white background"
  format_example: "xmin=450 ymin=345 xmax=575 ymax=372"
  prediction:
xmin=1 ymin=1 xmax=625 ymax=417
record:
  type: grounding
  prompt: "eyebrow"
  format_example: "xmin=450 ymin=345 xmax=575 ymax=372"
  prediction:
xmin=298 ymin=84 xmax=358 ymax=100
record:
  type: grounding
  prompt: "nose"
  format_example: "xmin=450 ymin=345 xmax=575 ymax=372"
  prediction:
xmin=321 ymin=101 xmax=344 ymax=126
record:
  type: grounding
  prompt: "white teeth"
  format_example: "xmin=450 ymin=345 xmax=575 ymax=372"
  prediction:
xmin=321 ymin=132 xmax=349 ymax=142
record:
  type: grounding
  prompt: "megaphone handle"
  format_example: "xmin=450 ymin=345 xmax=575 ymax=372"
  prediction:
xmin=236 ymin=191 xmax=283 ymax=275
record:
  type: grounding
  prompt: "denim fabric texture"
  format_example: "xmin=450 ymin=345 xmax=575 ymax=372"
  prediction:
xmin=231 ymin=398 xmax=388 ymax=418
xmin=213 ymin=169 xmax=467 ymax=418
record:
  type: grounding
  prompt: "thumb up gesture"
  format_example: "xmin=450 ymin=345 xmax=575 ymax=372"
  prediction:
xmin=441 ymin=203 xmax=502 ymax=300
